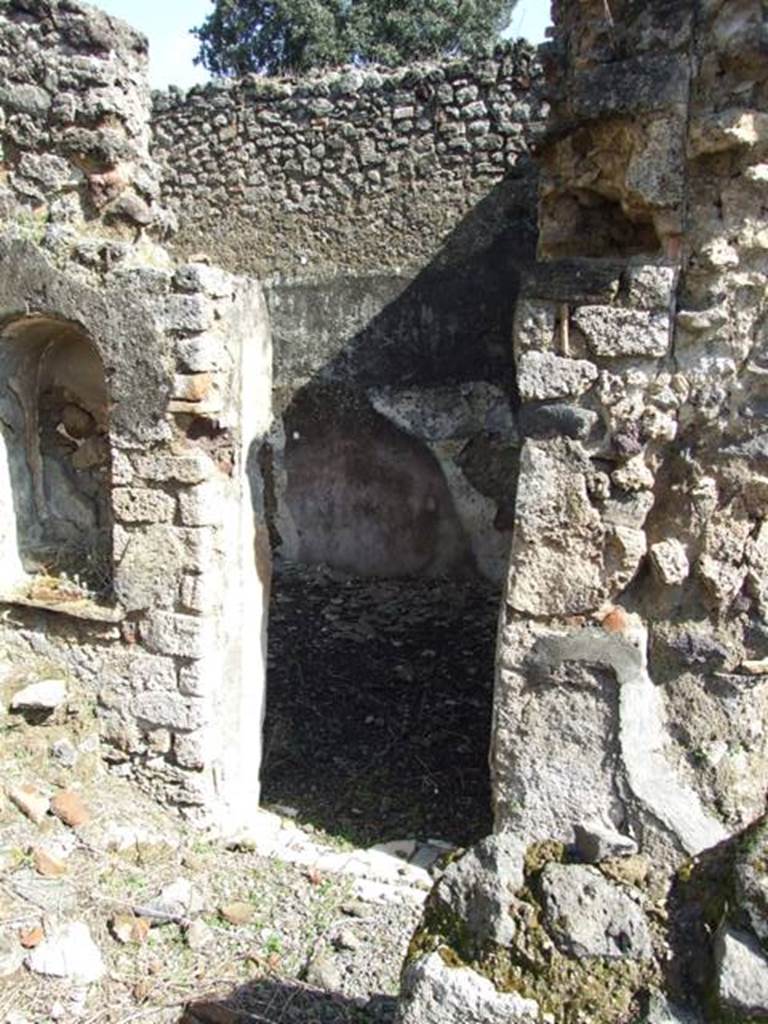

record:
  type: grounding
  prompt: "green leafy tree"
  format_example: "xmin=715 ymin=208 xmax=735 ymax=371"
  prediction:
xmin=346 ymin=0 xmax=518 ymax=67
xmin=193 ymin=0 xmax=519 ymax=77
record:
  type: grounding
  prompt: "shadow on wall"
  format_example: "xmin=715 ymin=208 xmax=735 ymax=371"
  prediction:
xmin=285 ymin=384 xmax=475 ymax=577
xmin=261 ymin=173 xmax=537 ymax=580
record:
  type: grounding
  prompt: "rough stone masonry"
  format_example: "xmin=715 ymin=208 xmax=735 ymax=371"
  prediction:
xmin=0 ymin=0 xmax=270 ymax=831
xmin=399 ymin=0 xmax=768 ymax=1020
xmin=1 ymin=0 xmax=768 ymax=1019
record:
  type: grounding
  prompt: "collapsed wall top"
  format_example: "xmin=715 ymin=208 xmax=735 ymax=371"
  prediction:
xmin=0 ymin=0 xmax=170 ymax=242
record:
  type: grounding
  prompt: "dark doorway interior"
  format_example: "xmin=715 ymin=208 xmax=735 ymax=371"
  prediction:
xmin=261 ymin=563 xmax=499 ymax=848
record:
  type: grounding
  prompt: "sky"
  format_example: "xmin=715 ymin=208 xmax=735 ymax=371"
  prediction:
xmin=93 ymin=0 xmax=553 ymax=91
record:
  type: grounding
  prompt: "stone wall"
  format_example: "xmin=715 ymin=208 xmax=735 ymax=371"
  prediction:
xmin=0 ymin=0 xmax=167 ymax=240
xmin=400 ymin=0 xmax=768 ymax=1020
xmin=491 ymin=0 xmax=768 ymax=868
xmin=152 ymin=45 xmax=545 ymax=278
xmin=151 ymin=46 xmax=548 ymax=584
xmin=0 ymin=0 xmax=272 ymax=832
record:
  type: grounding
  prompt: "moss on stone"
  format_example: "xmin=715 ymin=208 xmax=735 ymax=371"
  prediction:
xmin=408 ymin=845 xmax=660 ymax=1024
xmin=524 ymin=840 xmax=566 ymax=876
xmin=406 ymin=891 xmax=479 ymax=968
xmin=480 ymin=885 xmax=659 ymax=1024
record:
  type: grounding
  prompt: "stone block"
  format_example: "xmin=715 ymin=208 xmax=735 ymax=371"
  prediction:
xmin=571 ymin=55 xmax=690 ymax=119
xmin=114 ymin=525 xmax=186 ymax=612
xmin=175 ymin=333 xmax=228 ymax=373
xmin=0 ymin=83 xmax=51 ymax=116
xmin=521 ymin=261 xmax=622 ymax=304
xmin=178 ymin=481 xmax=224 ymax=527
xmin=519 ymin=403 xmax=599 ymax=441
xmin=173 ymin=731 xmax=208 ymax=769
xmin=134 ymin=452 xmax=216 ymax=485
xmin=574 ymin=820 xmax=638 ymax=863
xmin=18 ymin=153 xmax=81 ymax=191
xmin=132 ymin=691 xmax=206 ymax=731
xmin=715 ymin=924 xmax=768 ymax=1017
xmin=178 ymin=663 xmax=210 ymax=697
xmin=517 ymin=351 xmax=598 ymax=403
xmin=141 ymin=611 xmax=215 ymax=660
xmin=110 ymin=450 xmax=135 ymax=486
xmin=113 ymin=487 xmax=176 ymax=524
xmin=399 ymin=953 xmax=539 ymax=1024
xmin=512 ymin=299 xmax=557 ymax=354
xmin=626 ymin=266 xmax=677 ymax=311
xmin=573 ymin=307 xmax=670 ymax=358
xmin=506 ymin=440 xmax=607 ymax=616
xmin=100 ymin=651 xmax=177 ymax=696
xmin=10 ymin=680 xmax=67 ymax=712
xmin=539 ymin=863 xmax=652 ymax=960
xmin=435 ymin=834 xmax=526 ymax=948
xmin=162 ymin=294 xmax=215 ymax=334
xmin=650 ymin=539 xmax=690 ymax=586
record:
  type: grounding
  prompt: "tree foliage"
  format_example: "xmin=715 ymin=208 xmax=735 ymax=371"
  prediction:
xmin=193 ymin=0 xmax=519 ymax=77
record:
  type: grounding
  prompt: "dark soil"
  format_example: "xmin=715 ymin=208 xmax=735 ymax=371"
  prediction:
xmin=262 ymin=563 xmax=500 ymax=849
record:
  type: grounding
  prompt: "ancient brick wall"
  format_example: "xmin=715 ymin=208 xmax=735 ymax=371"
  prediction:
xmin=492 ymin=0 xmax=768 ymax=865
xmin=0 ymin=0 xmax=272 ymax=831
xmin=401 ymin=1 xmax=768 ymax=1020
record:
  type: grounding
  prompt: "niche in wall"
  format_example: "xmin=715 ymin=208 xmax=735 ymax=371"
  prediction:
xmin=0 ymin=315 xmax=113 ymax=600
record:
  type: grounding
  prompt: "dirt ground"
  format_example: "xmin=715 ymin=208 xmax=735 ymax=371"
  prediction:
xmin=1 ymin=566 xmax=500 ymax=1024
xmin=262 ymin=565 xmax=500 ymax=848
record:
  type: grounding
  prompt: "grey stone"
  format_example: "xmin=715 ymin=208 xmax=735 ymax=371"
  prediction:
xmin=650 ymin=540 xmax=690 ymax=586
xmin=114 ymin=525 xmax=186 ymax=612
xmin=10 ymin=679 xmax=67 ymax=712
xmin=665 ymin=630 xmax=730 ymax=667
xmin=521 ymin=262 xmax=622 ymax=304
xmin=573 ymin=307 xmax=670 ymax=359
xmin=134 ymin=453 xmax=215 ymax=484
xmin=574 ymin=820 xmax=638 ymax=864
xmin=132 ymin=691 xmax=205 ymax=731
xmin=397 ymin=952 xmax=539 ymax=1024
xmin=519 ymin=402 xmax=599 ymax=441
xmin=18 ymin=153 xmax=81 ymax=191
xmin=715 ymin=924 xmax=768 ymax=1017
xmin=571 ymin=54 xmax=690 ymax=118
xmin=162 ymin=294 xmax=215 ymax=334
xmin=625 ymin=266 xmax=677 ymax=311
xmin=505 ymin=439 xmax=638 ymax=616
xmin=50 ymin=737 xmax=78 ymax=768
xmin=175 ymin=333 xmax=228 ymax=373
xmin=538 ymin=863 xmax=652 ymax=960
xmin=0 ymin=83 xmax=51 ymax=116
xmin=140 ymin=611 xmax=214 ymax=659
xmin=517 ymin=351 xmax=598 ymax=402
xmin=138 ymin=878 xmax=199 ymax=922
xmin=27 ymin=922 xmax=105 ymax=984
xmin=173 ymin=264 xmax=234 ymax=298
xmin=435 ymin=834 xmax=526 ymax=948
xmin=516 ymin=624 xmax=728 ymax=858
xmin=112 ymin=487 xmax=176 ymax=524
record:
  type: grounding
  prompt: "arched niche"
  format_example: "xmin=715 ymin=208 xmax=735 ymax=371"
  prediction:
xmin=0 ymin=314 xmax=113 ymax=600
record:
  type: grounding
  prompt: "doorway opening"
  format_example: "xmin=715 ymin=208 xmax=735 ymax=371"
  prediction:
xmin=260 ymin=385 xmax=509 ymax=849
